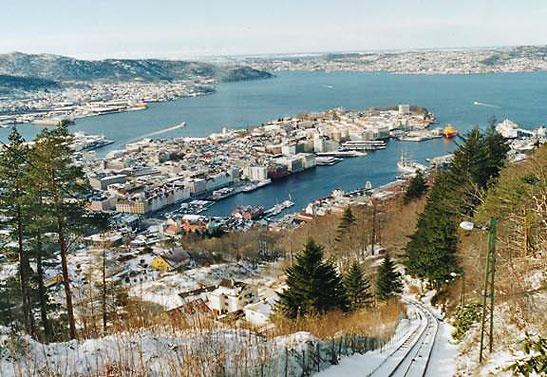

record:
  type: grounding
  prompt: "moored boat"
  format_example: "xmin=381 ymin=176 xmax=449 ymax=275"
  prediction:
xmin=442 ymin=125 xmax=459 ymax=138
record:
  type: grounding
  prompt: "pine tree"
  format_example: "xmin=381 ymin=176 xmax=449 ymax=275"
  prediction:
xmin=276 ymin=239 xmax=348 ymax=318
xmin=375 ymin=254 xmax=403 ymax=301
xmin=31 ymin=125 xmax=91 ymax=339
xmin=404 ymin=170 xmax=428 ymax=203
xmin=0 ymin=127 xmax=34 ymax=335
xmin=343 ymin=261 xmax=372 ymax=310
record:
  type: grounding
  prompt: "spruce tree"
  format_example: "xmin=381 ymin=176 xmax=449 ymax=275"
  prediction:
xmin=277 ymin=239 xmax=348 ymax=318
xmin=335 ymin=207 xmax=356 ymax=242
xmin=483 ymin=117 xmax=510 ymax=183
xmin=343 ymin=261 xmax=372 ymax=310
xmin=375 ymin=254 xmax=403 ymax=301
xmin=404 ymin=123 xmax=509 ymax=288
xmin=404 ymin=170 xmax=428 ymax=203
xmin=404 ymin=172 xmax=460 ymax=286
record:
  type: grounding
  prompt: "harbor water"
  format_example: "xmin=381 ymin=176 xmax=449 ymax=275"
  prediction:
xmin=2 ymin=71 xmax=546 ymax=216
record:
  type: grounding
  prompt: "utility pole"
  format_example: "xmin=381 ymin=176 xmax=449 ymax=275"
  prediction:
xmin=479 ymin=217 xmax=498 ymax=363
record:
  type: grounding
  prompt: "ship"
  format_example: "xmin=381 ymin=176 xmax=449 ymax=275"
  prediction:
xmin=242 ymin=179 xmax=271 ymax=193
xmin=316 ymin=156 xmax=342 ymax=166
xmin=397 ymin=152 xmax=427 ymax=174
xmin=33 ymin=117 xmax=75 ymax=127
xmin=264 ymin=198 xmax=295 ymax=217
xmin=442 ymin=125 xmax=459 ymax=138
xmin=71 ymin=132 xmax=114 ymax=152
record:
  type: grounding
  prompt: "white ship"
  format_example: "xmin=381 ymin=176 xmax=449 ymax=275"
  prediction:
xmin=397 ymin=152 xmax=427 ymax=174
xmin=71 ymin=132 xmax=114 ymax=152
xmin=242 ymin=179 xmax=271 ymax=193
xmin=316 ymin=156 xmax=342 ymax=166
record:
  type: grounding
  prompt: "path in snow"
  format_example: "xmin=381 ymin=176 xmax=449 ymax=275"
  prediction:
xmin=316 ymin=299 xmax=458 ymax=377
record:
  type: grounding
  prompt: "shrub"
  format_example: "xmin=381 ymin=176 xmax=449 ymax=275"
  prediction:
xmin=451 ymin=303 xmax=481 ymax=342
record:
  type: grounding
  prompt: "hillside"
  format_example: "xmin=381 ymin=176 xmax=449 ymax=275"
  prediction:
xmin=0 ymin=52 xmax=273 ymax=83
xmin=0 ymin=74 xmax=60 ymax=93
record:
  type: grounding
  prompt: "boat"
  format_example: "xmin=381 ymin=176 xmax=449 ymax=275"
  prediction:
xmin=71 ymin=132 xmax=114 ymax=152
xmin=397 ymin=152 xmax=427 ymax=174
xmin=316 ymin=156 xmax=342 ymax=166
xmin=242 ymin=179 xmax=271 ymax=193
xmin=256 ymin=179 xmax=272 ymax=188
xmin=442 ymin=125 xmax=459 ymax=138
xmin=242 ymin=183 xmax=258 ymax=193
xmin=265 ymin=198 xmax=295 ymax=217
xmin=33 ymin=117 xmax=75 ymax=127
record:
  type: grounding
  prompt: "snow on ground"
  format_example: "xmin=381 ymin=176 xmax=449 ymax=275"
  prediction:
xmin=128 ymin=261 xmax=264 ymax=309
xmin=427 ymin=319 xmax=458 ymax=376
xmin=0 ymin=326 xmax=324 ymax=377
xmin=315 ymin=317 xmax=418 ymax=377
xmin=316 ymin=289 xmax=459 ymax=377
xmin=0 ymin=263 xmax=17 ymax=281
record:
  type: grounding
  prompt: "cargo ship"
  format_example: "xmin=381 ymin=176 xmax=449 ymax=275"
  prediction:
xmin=442 ymin=125 xmax=459 ymax=138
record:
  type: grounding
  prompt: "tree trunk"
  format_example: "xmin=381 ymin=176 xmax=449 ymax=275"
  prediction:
xmin=16 ymin=204 xmax=33 ymax=336
xmin=102 ymin=247 xmax=107 ymax=333
xmin=36 ymin=242 xmax=52 ymax=342
xmin=371 ymin=201 xmax=377 ymax=255
xmin=57 ymin=211 xmax=76 ymax=339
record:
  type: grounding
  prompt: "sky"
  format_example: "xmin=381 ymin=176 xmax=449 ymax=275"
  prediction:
xmin=2 ymin=0 xmax=547 ymax=59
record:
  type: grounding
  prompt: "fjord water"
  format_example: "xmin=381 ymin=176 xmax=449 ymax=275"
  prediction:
xmin=3 ymin=71 xmax=546 ymax=215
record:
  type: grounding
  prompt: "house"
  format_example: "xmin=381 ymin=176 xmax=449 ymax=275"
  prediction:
xmin=207 ymin=279 xmax=259 ymax=315
xmin=163 ymin=223 xmax=182 ymax=237
xmin=151 ymin=247 xmax=191 ymax=272
xmin=167 ymin=298 xmax=214 ymax=326
xmin=244 ymin=291 xmax=278 ymax=326
xmin=84 ymin=231 xmax=123 ymax=248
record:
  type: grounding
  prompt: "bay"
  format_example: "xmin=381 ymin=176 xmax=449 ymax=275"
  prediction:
xmin=2 ymin=71 xmax=546 ymax=216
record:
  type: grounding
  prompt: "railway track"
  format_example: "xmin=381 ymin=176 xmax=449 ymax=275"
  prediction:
xmin=366 ymin=299 xmax=440 ymax=377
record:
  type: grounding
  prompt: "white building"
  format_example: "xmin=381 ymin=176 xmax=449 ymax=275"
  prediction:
xmin=399 ymin=104 xmax=411 ymax=115
xmin=313 ymin=137 xmax=327 ymax=153
xmin=244 ymin=292 xmax=278 ymax=327
xmin=300 ymin=153 xmax=316 ymax=169
xmin=244 ymin=166 xmax=269 ymax=181
xmin=208 ymin=279 xmax=259 ymax=315
xmin=281 ymin=144 xmax=297 ymax=155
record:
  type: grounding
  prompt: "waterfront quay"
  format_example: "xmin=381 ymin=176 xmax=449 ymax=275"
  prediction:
xmin=81 ymin=105 xmax=435 ymax=226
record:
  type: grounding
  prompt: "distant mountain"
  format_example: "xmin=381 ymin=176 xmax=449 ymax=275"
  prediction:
xmin=0 ymin=52 xmax=273 ymax=83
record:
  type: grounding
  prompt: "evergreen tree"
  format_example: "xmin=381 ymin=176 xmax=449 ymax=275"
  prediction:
xmin=31 ymin=125 xmax=91 ymax=339
xmin=343 ymin=261 xmax=372 ymax=310
xmin=404 ymin=122 xmax=509 ymax=288
xmin=375 ymin=254 xmax=403 ymax=301
xmin=483 ymin=117 xmax=510 ymax=183
xmin=0 ymin=127 xmax=34 ymax=334
xmin=404 ymin=173 xmax=460 ymax=286
xmin=335 ymin=207 xmax=356 ymax=242
xmin=276 ymin=239 xmax=348 ymax=318
xmin=404 ymin=170 xmax=428 ymax=203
